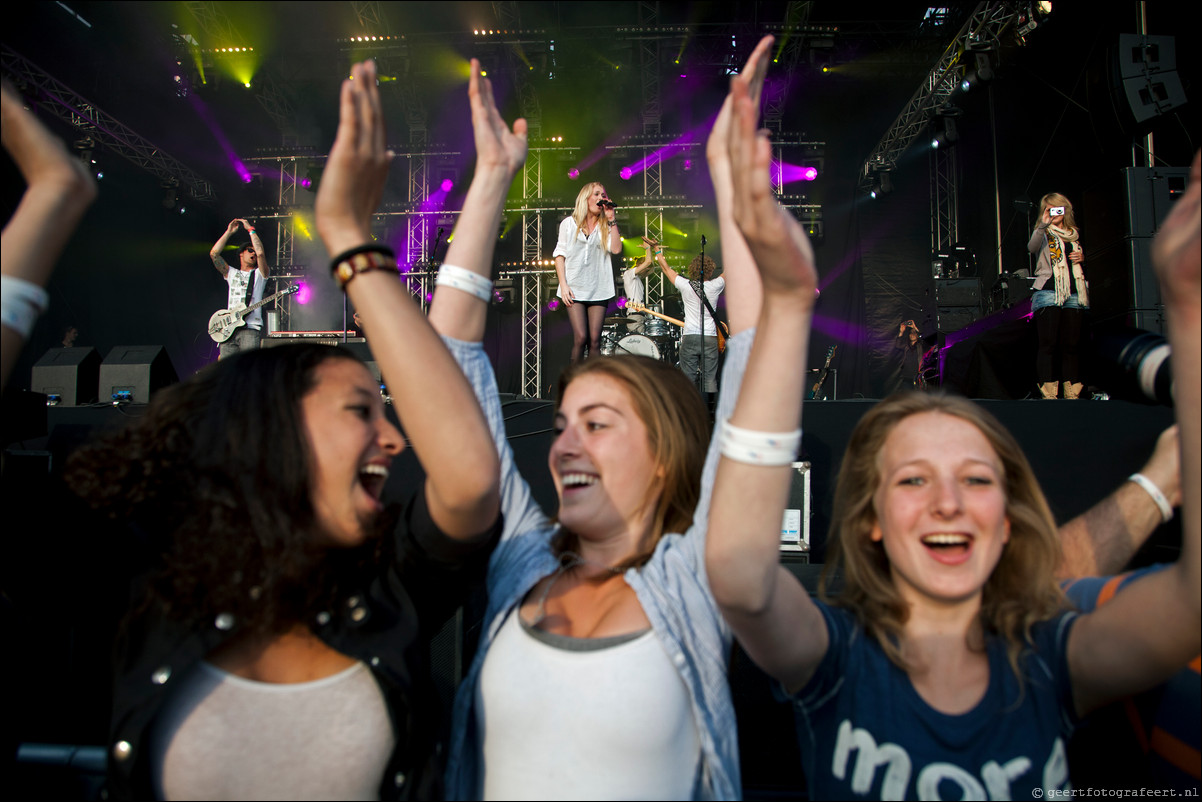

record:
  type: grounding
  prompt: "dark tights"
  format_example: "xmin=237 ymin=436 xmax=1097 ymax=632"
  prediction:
xmin=568 ymin=301 xmax=608 ymax=362
xmin=1035 ymin=305 xmax=1084 ymax=383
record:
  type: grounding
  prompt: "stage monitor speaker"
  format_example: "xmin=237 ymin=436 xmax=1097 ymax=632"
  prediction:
xmin=31 ymin=347 xmax=101 ymax=406
xmin=935 ymin=278 xmax=982 ymax=308
xmin=99 ymin=346 xmax=179 ymax=404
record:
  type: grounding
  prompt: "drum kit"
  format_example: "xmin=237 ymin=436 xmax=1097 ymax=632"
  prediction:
xmin=600 ymin=304 xmax=679 ymax=364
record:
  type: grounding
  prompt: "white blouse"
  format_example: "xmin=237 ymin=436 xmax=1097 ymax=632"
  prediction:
xmin=553 ymin=216 xmax=616 ymax=302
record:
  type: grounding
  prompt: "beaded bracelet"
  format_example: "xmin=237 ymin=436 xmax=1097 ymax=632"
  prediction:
xmin=331 ymin=245 xmax=398 ymax=289
xmin=435 ymin=263 xmax=494 ymax=302
xmin=719 ymin=420 xmax=802 ymax=466
xmin=1 ymin=275 xmax=50 ymax=338
xmin=1128 ymin=473 xmax=1174 ymax=523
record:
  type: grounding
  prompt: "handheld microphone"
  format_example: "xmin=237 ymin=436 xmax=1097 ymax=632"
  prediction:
xmin=598 ymin=198 xmax=617 ymax=209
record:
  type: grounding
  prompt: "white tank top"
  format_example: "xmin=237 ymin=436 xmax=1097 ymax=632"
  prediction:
xmin=150 ymin=660 xmax=394 ymax=800
xmin=478 ymin=611 xmax=701 ymax=800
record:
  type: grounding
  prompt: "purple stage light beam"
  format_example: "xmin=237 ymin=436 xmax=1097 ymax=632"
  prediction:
xmin=187 ymin=94 xmax=252 ymax=183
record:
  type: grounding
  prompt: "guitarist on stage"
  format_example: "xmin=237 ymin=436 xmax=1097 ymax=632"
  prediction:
xmin=209 ymin=218 xmax=271 ymax=358
xmin=653 ymin=242 xmax=726 ymax=404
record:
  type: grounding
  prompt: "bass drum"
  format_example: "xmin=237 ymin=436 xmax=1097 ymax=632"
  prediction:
xmin=611 ymin=334 xmax=662 ymax=360
xmin=612 ymin=333 xmax=677 ymax=365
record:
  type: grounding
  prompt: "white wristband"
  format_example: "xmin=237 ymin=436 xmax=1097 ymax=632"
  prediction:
xmin=719 ymin=421 xmax=802 ymax=466
xmin=436 ymin=263 xmax=494 ymax=302
xmin=1128 ymin=473 xmax=1174 ymax=524
xmin=1 ymin=275 xmax=50 ymax=339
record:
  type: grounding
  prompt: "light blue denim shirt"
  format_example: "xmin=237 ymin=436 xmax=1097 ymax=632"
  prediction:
xmin=442 ymin=331 xmax=752 ymax=801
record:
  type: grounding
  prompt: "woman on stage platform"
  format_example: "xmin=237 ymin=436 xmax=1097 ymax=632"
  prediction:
xmin=554 ymin=181 xmax=622 ymax=362
xmin=1029 ymin=193 xmax=1088 ymax=399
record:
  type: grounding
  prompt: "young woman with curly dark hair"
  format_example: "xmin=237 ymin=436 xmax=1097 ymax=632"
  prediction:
xmin=64 ymin=60 xmax=502 ymax=800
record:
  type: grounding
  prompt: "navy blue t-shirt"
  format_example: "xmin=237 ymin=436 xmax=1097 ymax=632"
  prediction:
xmin=786 ymin=600 xmax=1078 ymax=800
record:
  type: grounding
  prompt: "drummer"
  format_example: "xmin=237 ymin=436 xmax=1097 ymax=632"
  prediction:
xmin=620 ymin=237 xmax=660 ymax=332
xmin=654 ymin=245 xmax=726 ymax=404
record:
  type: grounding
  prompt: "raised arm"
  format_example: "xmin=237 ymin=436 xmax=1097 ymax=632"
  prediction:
xmin=705 ymin=36 xmax=830 ymax=694
xmin=314 ymin=60 xmax=499 ymax=540
xmin=239 ymin=218 xmax=271 ymax=278
xmin=656 ymin=249 xmax=681 ymax=285
xmin=1067 ymin=152 xmax=1201 ymax=715
xmin=631 ymin=237 xmax=656 ymax=277
xmin=426 ymin=59 xmax=527 ymax=343
xmin=210 ymin=220 xmax=239 ymax=276
xmin=1 ymin=81 xmax=97 ymax=391
xmin=1057 ymin=425 xmax=1180 ymax=578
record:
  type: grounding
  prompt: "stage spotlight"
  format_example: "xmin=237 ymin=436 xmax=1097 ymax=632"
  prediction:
xmin=440 ymin=178 xmax=454 ymax=192
xmin=620 ymin=167 xmax=633 ymax=180
xmin=568 ymin=168 xmax=580 ymax=180
xmin=802 ymin=166 xmax=818 ymax=181
xmin=296 ymin=283 xmax=312 ymax=305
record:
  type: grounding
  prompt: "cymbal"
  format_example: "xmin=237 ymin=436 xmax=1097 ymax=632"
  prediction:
xmin=605 ymin=316 xmax=633 ymax=325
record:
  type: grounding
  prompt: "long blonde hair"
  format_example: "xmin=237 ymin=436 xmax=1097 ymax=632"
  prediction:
xmin=1038 ymin=192 xmax=1078 ymax=232
xmin=820 ymin=392 xmax=1066 ymax=680
xmin=570 ymin=181 xmax=611 ymax=246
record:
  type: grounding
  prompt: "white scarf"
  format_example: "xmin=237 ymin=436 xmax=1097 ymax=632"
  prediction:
xmin=1047 ymin=224 xmax=1087 ymax=307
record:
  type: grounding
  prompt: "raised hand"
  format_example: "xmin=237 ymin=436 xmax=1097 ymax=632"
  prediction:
xmin=725 ymin=43 xmax=817 ymax=302
xmin=315 ymin=60 xmax=394 ymax=256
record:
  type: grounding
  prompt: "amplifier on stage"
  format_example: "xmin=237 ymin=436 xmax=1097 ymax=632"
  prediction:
xmin=781 ymin=461 xmax=811 ymax=558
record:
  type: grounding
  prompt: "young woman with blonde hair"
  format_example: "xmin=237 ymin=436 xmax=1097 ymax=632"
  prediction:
xmin=554 ymin=180 xmax=622 ymax=362
xmin=1029 ymin=192 xmax=1088 ymax=398
xmin=705 ymin=50 xmax=1201 ymax=798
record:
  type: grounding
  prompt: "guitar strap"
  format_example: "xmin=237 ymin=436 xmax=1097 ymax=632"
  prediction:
xmin=241 ymin=271 xmax=256 ymax=307
xmin=697 ymin=280 xmax=724 ymax=337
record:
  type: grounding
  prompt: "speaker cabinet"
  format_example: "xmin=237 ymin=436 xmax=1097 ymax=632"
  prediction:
xmin=935 ymin=278 xmax=982 ymax=308
xmin=98 ymin=346 xmax=179 ymax=404
xmin=936 ymin=306 xmax=979 ymax=333
xmin=31 ymin=347 xmax=101 ymax=406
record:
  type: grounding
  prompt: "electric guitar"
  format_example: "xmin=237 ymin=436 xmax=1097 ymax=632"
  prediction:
xmin=208 ymin=284 xmax=299 ymax=342
xmin=628 ymin=303 xmax=729 ymax=353
xmin=806 ymin=345 xmax=838 ymax=400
